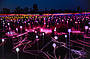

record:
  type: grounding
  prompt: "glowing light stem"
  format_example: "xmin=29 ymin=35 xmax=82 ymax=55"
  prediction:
xmin=17 ymin=52 xmax=19 ymax=59
xmin=68 ymin=29 xmax=71 ymax=59
xmin=2 ymin=39 xmax=5 ymax=59
xmin=16 ymin=48 xmax=20 ymax=59
xmin=69 ymin=32 xmax=71 ymax=59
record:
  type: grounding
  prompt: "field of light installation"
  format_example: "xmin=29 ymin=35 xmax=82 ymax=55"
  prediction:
xmin=0 ymin=13 xmax=90 ymax=59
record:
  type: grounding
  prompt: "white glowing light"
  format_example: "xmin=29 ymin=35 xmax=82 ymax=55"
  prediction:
xmin=8 ymin=32 xmax=10 ymax=34
xmin=20 ymin=26 xmax=22 ymax=29
xmin=54 ymin=27 xmax=56 ymax=31
xmin=68 ymin=29 xmax=71 ymax=33
xmin=36 ymin=35 xmax=38 ymax=39
xmin=65 ymin=35 xmax=67 ymax=38
xmin=41 ymin=29 xmax=43 ymax=31
xmin=16 ymin=48 xmax=20 ymax=53
xmin=2 ymin=39 xmax=4 ymax=42
xmin=35 ymin=31 xmax=37 ymax=33
xmin=8 ymin=23 xmax=10 ymax=25
xmin=42 ymin=33 xmax=44 ymax=36
xmin=89 ymin=28 xmax=90 ymax=30
xmin=85 ymin=26 xmax=88 ymax=30
xmin=52 ymin=43 xmax=56 ymax=48
xmin=54 ymin=36 xmax=58 ymax=40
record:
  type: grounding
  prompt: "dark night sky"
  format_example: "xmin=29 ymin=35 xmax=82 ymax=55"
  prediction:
xmin=0 ymin=0 xmax=90 ymax=10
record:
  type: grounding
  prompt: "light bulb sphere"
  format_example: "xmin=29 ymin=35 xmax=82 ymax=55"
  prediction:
xmin=65 ymin=35 xmax=67 ymax=38
xmin=42 ymin=33 xmax=44 ymax=36
xmin=16 ymin=48 xmax=20 ymax=53
xmin=20 ymin=26 xmax=22 ymax=29
xmin=52 ymin=43 xmax=56 ymax=48
xmin=2 ymin=39 xmax=5 ymax=42
xmin=36 ymin=35 xmax=38 ymax=39
xmin=54 ymin=36 xmax=58 ymax=40
xmin=85 ymin=26 xmax=88 ymax=30
xmin=68 ymin=29 xmax=71 ymax=33
xmin=89 ymin=28 xmax=90 ymax=30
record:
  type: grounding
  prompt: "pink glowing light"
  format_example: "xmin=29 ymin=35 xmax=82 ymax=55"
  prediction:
xmin=40 ymin=28 xmax=52 ymax=34
xmin=16 ymin=28 xmax=18 ymax=31
xmin=75 ymin=22 xmax=78 ymax=24
xmin=85 ymin=26 xmax=88 ymax=30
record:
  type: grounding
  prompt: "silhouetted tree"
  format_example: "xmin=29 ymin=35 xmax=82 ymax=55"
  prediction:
xmin=77 ymin=6 xmax=80 ymax=12
xmin=14 ymin=6 xmax=22 ymax=14
xmin=33 ymin=4 xmax=38 ymax=12
xmin=1 ymin=8 xmax=10 ymax=14
xmin=23 ymin=7 xmax=29 ymax=14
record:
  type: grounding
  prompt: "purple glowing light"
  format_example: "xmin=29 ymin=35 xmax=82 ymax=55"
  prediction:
xmin=52 ymin=43 xmax=56 ymax=48
xmin=68 ymin=29 xmax=71 ymax=33
xmin=85 ymin=26 xmax=88 ymax=30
